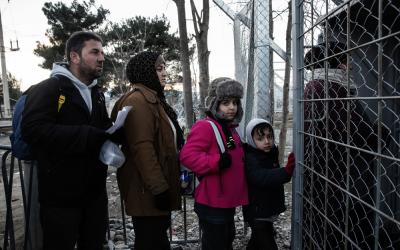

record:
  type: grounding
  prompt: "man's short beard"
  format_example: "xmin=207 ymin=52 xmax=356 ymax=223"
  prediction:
xmin=79 ymin=65 xmax=102 ymax=81
xmin=92 ymin=69 xmax=103 ymax=78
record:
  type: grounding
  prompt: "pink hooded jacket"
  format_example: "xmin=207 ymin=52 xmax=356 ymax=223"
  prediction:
xmin=180 ymin=117 xmax=248 ymax=208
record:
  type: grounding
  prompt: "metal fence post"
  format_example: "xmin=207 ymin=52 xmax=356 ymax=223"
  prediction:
xmin=291 ymin=0 xmax=304 ymax=249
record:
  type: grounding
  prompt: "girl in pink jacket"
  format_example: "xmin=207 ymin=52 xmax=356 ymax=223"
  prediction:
xmin=180 ymin=77 xmax=248 ymax=250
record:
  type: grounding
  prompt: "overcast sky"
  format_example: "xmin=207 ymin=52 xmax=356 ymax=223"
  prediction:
xmin=1 ymin=0 xmax=287 ymax=91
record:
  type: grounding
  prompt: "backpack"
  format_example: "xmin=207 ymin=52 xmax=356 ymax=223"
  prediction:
xmin=10 ymin=93 xmax=33 ymax=160
xmin=10 ymin=76 xmax=64 ymax=160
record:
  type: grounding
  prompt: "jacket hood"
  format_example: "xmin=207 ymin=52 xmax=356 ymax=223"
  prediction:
xmin=50 ymin=62 xmax=98 ymax=112
xmin=304 ymin=41 xmax=346 ymax=69
xmin=246 ymin=118 xmax=274 ymax=149
xmin=50 ymin=62 xmax=98 ymax=88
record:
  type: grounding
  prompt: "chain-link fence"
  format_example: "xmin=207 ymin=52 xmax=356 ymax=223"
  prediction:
xmin=231 ymin=0 xmax=294 ymax=141
xmin=233 ymin=0 xmax=274 ymax=133
xmin=292 ymin=0 xmax=400 ymax=249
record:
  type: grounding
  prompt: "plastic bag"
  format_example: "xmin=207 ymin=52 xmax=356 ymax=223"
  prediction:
xmin=99 ymin=140 xmax=125 ymax=168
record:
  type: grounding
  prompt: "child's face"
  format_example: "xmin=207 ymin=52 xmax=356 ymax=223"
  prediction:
xmin=253 ymin=128 xmax=274 ymax=152
xmin=217 ymin=98 xmax=238 ymax=121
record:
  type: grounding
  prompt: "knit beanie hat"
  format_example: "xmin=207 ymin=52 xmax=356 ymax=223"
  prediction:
xmin=205 ymin=77 xmax=244 ymax=124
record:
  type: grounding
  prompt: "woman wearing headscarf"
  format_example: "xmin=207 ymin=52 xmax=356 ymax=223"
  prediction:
xmin=111 ymin=51 xmax=184 ymax=250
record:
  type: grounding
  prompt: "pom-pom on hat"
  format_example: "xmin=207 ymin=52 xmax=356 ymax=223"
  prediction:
xmin=205 ymin=77 xmax=244 ymax=124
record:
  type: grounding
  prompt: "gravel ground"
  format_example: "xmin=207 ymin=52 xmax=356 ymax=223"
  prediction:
xmin=0 ymin=130 xmax=293 ymax=250
xmin=106 ymin=169 xmax=293 ymax=250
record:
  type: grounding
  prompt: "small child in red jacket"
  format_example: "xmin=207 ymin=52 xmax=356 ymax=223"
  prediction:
xmin=180 ymin=77 xmax=248 ymax=250
xmin=243 ymin=118 xmax=295 ymax=250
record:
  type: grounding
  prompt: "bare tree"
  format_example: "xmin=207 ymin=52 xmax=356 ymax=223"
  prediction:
xmin=173 ymin=0 xmax=194 ymax=128
xmin=278 ymin=0 xmax=292 ymax=164
xmin=190 ymin=0 xmax=210 ymax=118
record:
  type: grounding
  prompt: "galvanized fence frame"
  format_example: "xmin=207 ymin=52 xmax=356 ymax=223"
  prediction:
xmin=292 ymin=0 xmax=400 ymax=249
xmin=1 ymin=146 xmax=33 ymax=250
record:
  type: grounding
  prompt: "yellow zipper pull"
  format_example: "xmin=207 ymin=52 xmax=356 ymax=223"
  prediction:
xmin=58 ymin=95 xmax=65 ymax=112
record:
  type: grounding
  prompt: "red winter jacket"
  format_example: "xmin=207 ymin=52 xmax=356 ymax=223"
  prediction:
xmin=180 ymin=117 xmax=248 ymax=208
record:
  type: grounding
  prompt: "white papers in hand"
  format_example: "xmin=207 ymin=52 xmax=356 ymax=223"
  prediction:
xmin=106 ymin=106 xmax=132 ymax=134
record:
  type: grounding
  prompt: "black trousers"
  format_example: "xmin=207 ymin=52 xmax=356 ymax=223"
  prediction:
xmin=40 ymin=192 xmax=108 ymax=250
xmin=131 ymin=215 xmax=171 ymax=250
xmin=246 ymin=220 xmax=278 ymax=250
xmin=195 ymin=203 xmax=236 ymax=250
xmin=199 ymin=218 xmax=236 ymax=250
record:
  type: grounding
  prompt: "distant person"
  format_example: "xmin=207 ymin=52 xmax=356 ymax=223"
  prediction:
xmin=303 ymin=41 xmax=382 ymax=249
xmin=111 ymin=51 xmax=184 ymax=250
xmin=243 ymin=118 xmax=295 ymax=250
xmin=180 ymin=77 xmax=248 ymax=250
xmin=21 ymin=31 xmax=121 ymax=249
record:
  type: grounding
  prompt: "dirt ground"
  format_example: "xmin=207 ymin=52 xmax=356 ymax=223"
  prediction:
xmin=0 ymin=134 xmax=25 ymax=250
xmin=0 ymin=131 xmax=293 ymax=250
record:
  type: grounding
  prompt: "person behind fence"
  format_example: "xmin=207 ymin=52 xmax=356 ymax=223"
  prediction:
xmin=180 ymin=77 xmax=248 ymax=250
xmin=21 ymin=31 xmax=122 ymax=249
xmin=111 ymin=51 xmax=184 ymax=250
xmin=303 ymin=41 xmax=382 ymax=249
xmin=242 ymin=118 xmax=295 ymax=250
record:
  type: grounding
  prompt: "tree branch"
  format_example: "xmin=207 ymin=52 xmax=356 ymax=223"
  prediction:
xmin=190 ymin=0 xmax=201 ymax=36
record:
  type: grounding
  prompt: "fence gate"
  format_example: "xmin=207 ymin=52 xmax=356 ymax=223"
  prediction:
xmin=292 ymin=0 xmax=400 ymax=249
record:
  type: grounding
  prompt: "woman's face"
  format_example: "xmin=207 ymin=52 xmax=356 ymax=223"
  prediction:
xmin=155 ymin=56 xmax=167 ymax=87
xmin=217 ymin=98 xmax=238 ymax=121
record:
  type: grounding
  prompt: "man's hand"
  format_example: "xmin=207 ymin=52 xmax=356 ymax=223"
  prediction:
xmin=108 ymin=127 xmax=124 ymax=144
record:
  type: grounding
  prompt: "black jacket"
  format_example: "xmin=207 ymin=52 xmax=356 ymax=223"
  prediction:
xmin=243 ymin=144 xmax=291 ymax=221
xmin=21 ymin=75 xmax=111 ymax=207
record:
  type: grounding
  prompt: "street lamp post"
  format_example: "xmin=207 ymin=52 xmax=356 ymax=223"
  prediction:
xmin=0 ymin=9 xmax=11 ymax=118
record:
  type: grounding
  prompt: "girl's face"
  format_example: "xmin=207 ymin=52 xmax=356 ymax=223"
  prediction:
xmin=217 ymin=98 xmax=238 ymax=121
xmin=155 ymin=56 xmax=167 ymax=86
xmin=253 ymin=128 xmax=274 ymax=152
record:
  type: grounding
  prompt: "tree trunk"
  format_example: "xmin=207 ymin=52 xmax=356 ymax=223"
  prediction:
xmin=173 ymin=0 xmax=194 ymax=128
xmin=190 ymin=0 xmax=210 ymax=118
xmin=278 ymin=0 xmax=292 ymax=164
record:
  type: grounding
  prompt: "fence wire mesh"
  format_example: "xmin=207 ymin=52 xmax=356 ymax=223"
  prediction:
xmin=294 ymin=0 xmax=400 ymax=249
xmin=234 ymin=0 xmax=274 ymax=130
xmin=234 ymin=1 xmax=254 ymax=130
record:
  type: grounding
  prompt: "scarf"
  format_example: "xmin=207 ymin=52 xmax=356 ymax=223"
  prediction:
xmin=207 ymin=112 xmax=236 ymax=150
xmin=307 ymin=68 xmax=357 ymax=92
